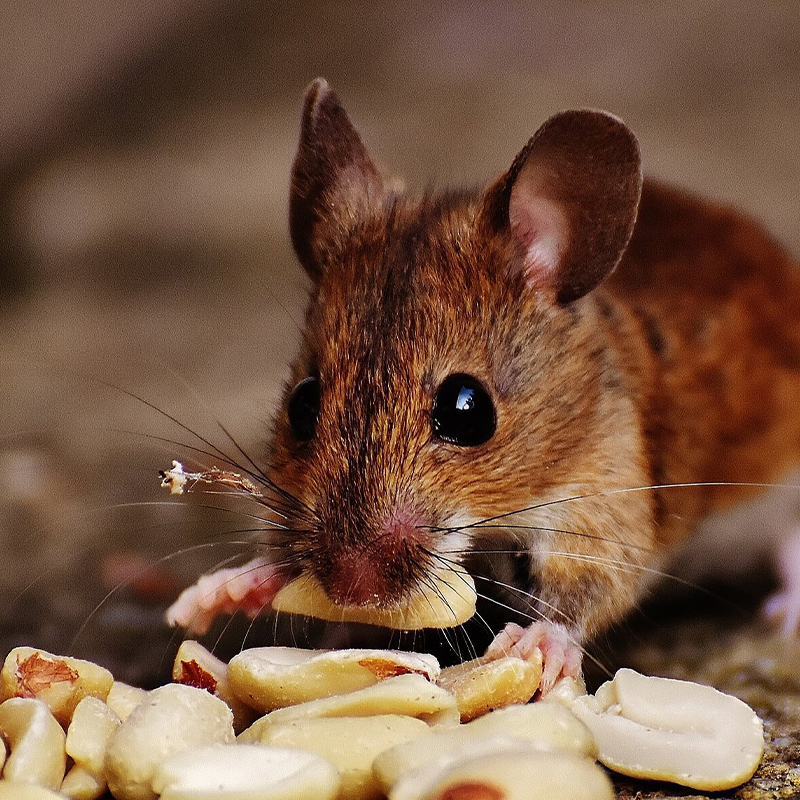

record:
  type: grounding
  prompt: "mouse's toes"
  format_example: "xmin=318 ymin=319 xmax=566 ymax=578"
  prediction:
xmin=165 ymin=557 xmax=284 ymax=634
xmin=485 ymin=620 xmax=583 ymax=693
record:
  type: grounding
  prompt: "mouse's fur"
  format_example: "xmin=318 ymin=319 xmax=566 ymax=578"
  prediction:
xmin=260 ymin=79 xmax=800 ymax=657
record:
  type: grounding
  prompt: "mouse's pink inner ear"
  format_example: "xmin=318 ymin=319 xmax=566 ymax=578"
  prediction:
xmin=484 ymin=110 xmax=642 ymax=304
xmin=289 ymin=78 xmax=385 ymax=280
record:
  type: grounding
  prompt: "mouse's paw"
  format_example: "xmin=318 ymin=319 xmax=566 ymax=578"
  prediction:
xmin=485 ymin=620 xmax=583 ymax=694
xmin=762 ymin=588 xmax=800 ymax=636
xmin=762 ymin=526 xmax=800 ymax=636
xmin=165 ymin=557 xmax=285 ymax=635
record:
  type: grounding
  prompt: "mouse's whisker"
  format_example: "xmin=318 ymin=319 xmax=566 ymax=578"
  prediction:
xmin=91 ymin=375 xmax=256 ymax=476
xmin=410 ymin=570 xmax=469 ymax=663
xmin=469 ymin=524 xmax=655 ymax=554
xmin=93 ymin=379 xmax=316 ymax=523
xmin=473 ymin=575 xmax=579 ymax=631
xmin=161 ymin=365 xmax=278 ymax=502
xmin=69 ymin=540 xmax=266 ymax=650
xmin=474 ymin=588 xmax=611 ymax=679
xmin=426 ymin=549 xmax=610 ymax=671
xmin=453 ymin=479 xmax=800 ymax=531
xmin=158 ymin=461 xmax=316 ymax=525
xmin=546 ymin=550 xmax=746 ymax=613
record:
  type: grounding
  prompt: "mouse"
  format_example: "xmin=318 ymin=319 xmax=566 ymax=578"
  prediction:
xmin=164 ymin=78 xmax=800 ymax=692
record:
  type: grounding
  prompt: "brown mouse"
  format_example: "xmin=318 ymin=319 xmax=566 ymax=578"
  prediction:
xmin=166 ymin=78 xmax=800 ymax=690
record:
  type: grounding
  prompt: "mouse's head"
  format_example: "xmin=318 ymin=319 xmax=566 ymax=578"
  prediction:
xmin=265 ymin=79 xmax=646 ymax=636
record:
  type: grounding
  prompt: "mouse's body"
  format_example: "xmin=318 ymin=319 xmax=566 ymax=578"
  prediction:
xmin=167 ymin=80 xmax=800 ymax=688
xmin=605 ymin=178 xmax=800 ymax=546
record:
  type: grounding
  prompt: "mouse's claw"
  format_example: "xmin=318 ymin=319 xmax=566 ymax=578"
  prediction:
xmin=485 ymin=620 xmax=583 ymax=694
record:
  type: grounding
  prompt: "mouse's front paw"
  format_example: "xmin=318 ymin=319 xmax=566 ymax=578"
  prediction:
xmin=165 ymin=557 xmax=285 ymax=635
xmin=485 ymin=620 xmax=583 ymax=694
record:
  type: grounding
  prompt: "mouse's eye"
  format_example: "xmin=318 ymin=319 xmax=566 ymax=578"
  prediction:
xmin=287 ymin=376 xmax=320 ymax=442
xmin=431 ymin=373 xmax=496 ymax=446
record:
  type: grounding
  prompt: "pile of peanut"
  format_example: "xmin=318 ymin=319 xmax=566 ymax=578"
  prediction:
xmin=0 ymin=642 xmax=764 ymax=799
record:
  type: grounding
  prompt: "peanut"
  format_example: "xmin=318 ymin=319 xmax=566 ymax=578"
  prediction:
xmin=228 ymin=646 xmax=439 ymax=713
xmin=271 ymin=566 xmax=476 ymax=629
xmin=437 ymin=655 xmax=542 ymax=722
xmin=0 ymin=698 xmax=66 ymax=790
xmin=104 ymin=683 xmax=234 ymax=800
xmin=152 ymin=743 xmax=341 ymax=800
xmin=571 ymin=668 xmax=764 ymax=790
xmin=388 ymin=746 xmax=614 ymax=800
xmin=1 ymin=648 xmax=113 ymax=727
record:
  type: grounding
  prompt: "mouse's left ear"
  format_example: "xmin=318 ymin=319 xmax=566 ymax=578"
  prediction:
xmin=290 ymin=78 xmax=385 ymax=280
xmin=482 ymin=110 xmax=642 ymax=304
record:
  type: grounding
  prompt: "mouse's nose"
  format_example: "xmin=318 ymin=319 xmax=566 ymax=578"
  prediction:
xmin=322 ymin=506 xmax=430 ymax=607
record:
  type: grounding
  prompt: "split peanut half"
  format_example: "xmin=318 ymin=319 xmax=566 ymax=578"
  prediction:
xmin=151 ymin=743 xmax=341 ymax=800
xmin=271 ymin=567 xmax=476 ymax=629
xmin=61 ymin=696 xmax=121 ymax=799
xmin=374 ymin=701 xmax=596 ymax=791
xmin=227 ymin=646 xmax=439 ymax=713
xmin=172 ymin=641 xmax=256 ymax=731
xmin=388 ymin=745 xmax=614 ymax=800
xmin=61 ymin=764 xmax=107 ymax=800
xmin=571 ymin=668 xmax=764 ymax=790
xmin=436 ymin=654 xmax=542 ymax=722
xmin=0 ymin=698 xmax=66 ymax=790
xmin=239 ymin=672 xmax=460 ymax=739
xmin=253 ymin=715 xmax=431 ymax=800
xmin=1 ymin=647 xmax=113 ymax=727
xmin=104 ymin=683 xmax=234 ymax=800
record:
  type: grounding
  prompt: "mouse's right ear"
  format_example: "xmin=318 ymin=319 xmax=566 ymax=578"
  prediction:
xmin=290 ymin=79 xmax=384 ymax=280
xmin=481 ymin=110 xmax=642 ymax=304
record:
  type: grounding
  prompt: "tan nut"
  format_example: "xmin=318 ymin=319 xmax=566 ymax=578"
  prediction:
xmin=464 ymin=700 xmax=595 ymax=755
xmin=0 ymin=697 xmax=66 ymax=790
xmin=541 ymin=675 xmax=587 ymax=706
xmin=571 ymin=668 xmax=764 ymax=790
xmin=437 ymin=655 xmax=542 ymax=722
xmin=256 ymin=715 xmax=431 ymax=800
xmin=61 ymin=764 xmax=106 ymax=800
xmin=228 ymin=647 xmax=439 ymax=713
xmin=1 ymin=648 xmax=113 ymax=727
xmin=172 ymin=640 xmax=256 ymax=732
xmin=239 ymin=673 xmax=459 ymax=743
xmin=104 ymin=683 xmax=234 ymax=800
xmin=105 ymin=681 xmax=147 ymax=722
xmin=388 ymin=746 xmax=614 ymax=800
xmin=66 ymin=696 xmax=120 ymax=779
xmin=0 ymin=783 xmax=68 ymax=799
xmin=272 ymin=566 xmax=476 ymax=629
xmin=374 ymin=701 xmax=595 ymax=791
xmin=152 ymin=743 xmax=341 ymax=800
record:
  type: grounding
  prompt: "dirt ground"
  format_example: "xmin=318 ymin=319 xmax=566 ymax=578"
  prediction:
xmin=1 ymin=2 xmax=799 ymax=796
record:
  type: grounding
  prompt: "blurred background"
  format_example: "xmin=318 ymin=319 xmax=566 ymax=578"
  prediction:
xmin=1 ymin=0 xmax=799 ymax=685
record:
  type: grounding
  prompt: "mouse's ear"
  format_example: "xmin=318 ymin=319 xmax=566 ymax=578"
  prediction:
xmin=482 ymin=110 xmax=642 ymax=304
xmin=290 ymin=79 xmax=384 ymax=280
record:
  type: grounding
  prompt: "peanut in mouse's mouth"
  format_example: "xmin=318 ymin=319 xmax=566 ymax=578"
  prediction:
xmin=271 ymin=567 xmax=476 ymax=630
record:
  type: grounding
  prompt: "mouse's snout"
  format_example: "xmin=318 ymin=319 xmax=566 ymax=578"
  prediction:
xmin=318 ymin=504 xmax=434 ymax=607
